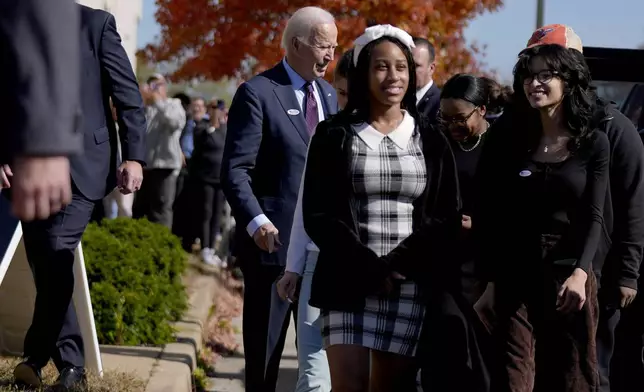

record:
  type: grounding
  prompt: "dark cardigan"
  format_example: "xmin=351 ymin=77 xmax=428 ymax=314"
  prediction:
xmin=302 ymin=113 xmax=463 ymax=312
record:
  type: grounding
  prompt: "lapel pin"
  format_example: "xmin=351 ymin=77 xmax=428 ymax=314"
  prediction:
xmin=287 ymin=109 xmax=300 ymax=116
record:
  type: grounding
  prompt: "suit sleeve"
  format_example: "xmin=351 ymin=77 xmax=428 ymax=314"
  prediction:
xmin=99 ymin=13 xmax=147 ymax=164
xmin=221 ymin=83 xmax=266 ymax=230
xmin=0 ymin=0 xmax=82 ymax=160
xmin=605 ymin=113 xmax=644 ymax=288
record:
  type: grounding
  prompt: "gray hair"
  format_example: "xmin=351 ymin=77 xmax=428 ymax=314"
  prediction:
xmin=281 ymin=7 xmax=335 ymax=55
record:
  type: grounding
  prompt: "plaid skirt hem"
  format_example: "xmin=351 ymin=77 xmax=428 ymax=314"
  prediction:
xmin=320 ymin=281 xmax=425 ymax=357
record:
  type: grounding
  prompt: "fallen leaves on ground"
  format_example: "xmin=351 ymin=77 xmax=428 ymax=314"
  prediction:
xmin=203 ymin=273 xmax=243 ymax=367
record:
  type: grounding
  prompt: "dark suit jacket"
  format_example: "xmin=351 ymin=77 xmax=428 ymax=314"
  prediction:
xmin=75 ymin=5 xmax=146 ymax=200
xmin=418 ymin=84 xmax=441 ymax=124
xmin=0 ymin=0 xmax=83 ymax=162
xmin=222 ymin=62 xmax=338 ymax=266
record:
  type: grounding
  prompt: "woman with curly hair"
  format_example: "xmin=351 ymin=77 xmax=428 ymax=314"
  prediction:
xmin=475 ymin=44 xmax=610 ymax=391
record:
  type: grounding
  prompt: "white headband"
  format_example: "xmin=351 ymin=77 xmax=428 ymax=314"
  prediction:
xmin=352 ymin=24 xmax=416 ymax=66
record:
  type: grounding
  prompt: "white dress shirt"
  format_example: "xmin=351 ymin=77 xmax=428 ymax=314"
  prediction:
xmin=416 ymin=80 xmax=434 ymax=105
xmin=245 ymin=58 xmax=325 ymax=238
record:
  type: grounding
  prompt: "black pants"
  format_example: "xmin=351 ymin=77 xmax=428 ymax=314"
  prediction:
xmin=420 ymin=288 xmax=491 ymax=392
xmin=133 ymin=168 xmax=177 ymax=229
xmin=596 ymin=288 xmax=621 ymax=392
xmin=610 ymin=291 xmax=644 ymax=392
xmin=22 ymin=186 xmax=95 ymax=370
xmin=239 ymin=257 xmax=295 ymax=392
xmin=197 ymin=182 xmax=223 ymax=249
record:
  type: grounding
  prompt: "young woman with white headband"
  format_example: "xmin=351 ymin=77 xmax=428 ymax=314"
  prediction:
xmin=301 ymin=24 xmax=463 ymax=391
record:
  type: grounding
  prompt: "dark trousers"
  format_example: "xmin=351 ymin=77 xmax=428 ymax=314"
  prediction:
xmin=420 ymin=289 xmax=491 ymax=392
xmin=596 ymin=289 xmax=621 ymax=392
xmin=196 ymin=182 xmax=223 ymax=249
xmin=610 ymin=292 xmax=644 ymax=392
xmin=22 ymin=187 xmax=95 ymax=370
xmin=133 ymin=168 xmax=177 ymax=229
xmin=492 ymin=270 xmax=599 ymax=392
xmin=240 ymin=258 xmax=295 ymax=392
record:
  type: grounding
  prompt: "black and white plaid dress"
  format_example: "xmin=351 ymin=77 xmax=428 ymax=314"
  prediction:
xmin=321 ymin=112 xmax=427 ymax=357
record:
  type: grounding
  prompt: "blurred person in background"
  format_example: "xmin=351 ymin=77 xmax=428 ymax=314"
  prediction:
xmin=275 ymin=47 xmax=352 ymax=392
xmin=221 ymin=6 xmax=338 ymax=391
xmin=412 ymin=37 xmax=440 ymax=123
xmin=480 ymin=77 xmax=512 ymax=125
xmin=11 ymin=5 xmax=146 ymax=390
xmin=186 ymin=101 xmax=228 ymax=266
xmin=0 ymin=0 xmax=82 ymax=221
xmin=333 ymin=49 xmax=352 ymax=109
xmin=133 ymin=74 xmax=186 ymax=229
xmin=173 ymin=96 xmax=209 ymax=249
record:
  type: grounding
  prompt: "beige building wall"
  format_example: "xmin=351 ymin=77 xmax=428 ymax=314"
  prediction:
xmin=77 ymin=0 xmax=144 ymax=71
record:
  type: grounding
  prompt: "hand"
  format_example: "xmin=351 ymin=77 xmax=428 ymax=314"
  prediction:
xmin=557 ymin=268 xmax=587 ymax=313
xmin=277 ymin=271 xmax=300 ymax=302
xmin=116 ymin=160 xmax=143 ymax=194
xmin=618 ymin=286 xmax=638 ymax=308
xmin=11 ymin=156 xmax=72 ymax=221
xmin=140 ymin=84 xmax=152 ymax=103
xmin=253 ymin=223 xmax=281 ymax=253
xmin=0 ymin=165 xmax=13 ymax=189
xmin=391 ymin=272 xmax=406 ymax=280
xmin=462 ymin=214 xmax=472 ymax=230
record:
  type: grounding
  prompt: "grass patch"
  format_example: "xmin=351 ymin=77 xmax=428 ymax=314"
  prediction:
xmin=0 ymin=358 xmax=145 ymax=391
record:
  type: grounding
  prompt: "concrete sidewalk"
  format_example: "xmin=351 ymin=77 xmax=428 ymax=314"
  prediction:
xmin=207 ymin=315 xmax=298 ymax=392
xmin=101 ymin=270 xmax=220 ymax=392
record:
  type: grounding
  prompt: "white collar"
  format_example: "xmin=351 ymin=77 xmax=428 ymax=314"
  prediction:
xmin=354 ymin=111 xmax=415 ymax=150
xmin=416 ymin=80 xmax=434 ymax=103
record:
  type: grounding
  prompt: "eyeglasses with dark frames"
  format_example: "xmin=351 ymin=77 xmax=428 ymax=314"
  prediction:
xmin=522 ymin=70 xmax=560 ymax=85
xmin=437 ymin=107 xmax=480 ymax=126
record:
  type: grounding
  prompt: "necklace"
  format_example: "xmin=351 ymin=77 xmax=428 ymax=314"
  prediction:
xmin=457 ymin=122 xmax=489 ymax=152
xmin=457 ymin=135 xmax=482 ymax=152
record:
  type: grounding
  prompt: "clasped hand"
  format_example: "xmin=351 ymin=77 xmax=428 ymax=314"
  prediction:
xmin=557 ymin=268 xmax=588 ymax=313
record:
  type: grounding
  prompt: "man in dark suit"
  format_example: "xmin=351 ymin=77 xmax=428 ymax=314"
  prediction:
xmin=10 ymin=5 xmax=146 ymax=390
xmin=412 ymin=37 xmax=441 ymax=123
xmin=221 ymin=6 xmax=338 ymax=391
xmin=0 ymin=0 xmax=82 ymax=221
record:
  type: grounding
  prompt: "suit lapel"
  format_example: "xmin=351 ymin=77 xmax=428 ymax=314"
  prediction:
xmin=315 ymin=81 xmax=337 ymax=118
xmin=274 ymin=86 xmax=310 ymax=145
xmin=269 ymin=63 xmax=310 ymax=145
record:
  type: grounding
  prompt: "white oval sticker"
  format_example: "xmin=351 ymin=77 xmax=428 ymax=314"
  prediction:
xmin=519 ymin=170 xmax=532 ymax=177
xmin=287 ymin=109 xmax=300 ymax=116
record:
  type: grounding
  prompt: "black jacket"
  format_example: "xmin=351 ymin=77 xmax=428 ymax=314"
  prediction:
xmin=74 ymin=5 xmax=147 ymax=200
xmin=188 ymin=120 xmax=227 ymax=184
xmin=302 ymin=114 xmax=463 ymax=312
xmin=592 ymin=99 xmax=644 ymax=290
xmin=418 ymin=84 xmax=441 ymax=124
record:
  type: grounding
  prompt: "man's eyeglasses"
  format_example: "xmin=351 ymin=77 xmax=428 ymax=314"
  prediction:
xmin=522 ymin=70 xmax=559 ymax=85
xmin=437 ymin=107 xmax=479 ymax=126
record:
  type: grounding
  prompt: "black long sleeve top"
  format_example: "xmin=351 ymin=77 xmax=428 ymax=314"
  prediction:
xmin=476 ymin=127 xmax=611 ymax=281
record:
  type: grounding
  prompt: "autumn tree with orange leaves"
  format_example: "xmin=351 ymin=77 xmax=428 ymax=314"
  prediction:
xmin=142 ymin=0 xmax=503 ymax=84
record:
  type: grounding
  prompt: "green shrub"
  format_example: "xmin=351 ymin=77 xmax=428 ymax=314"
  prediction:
xmin=82 ymin=217 xmax=189 ymax=346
